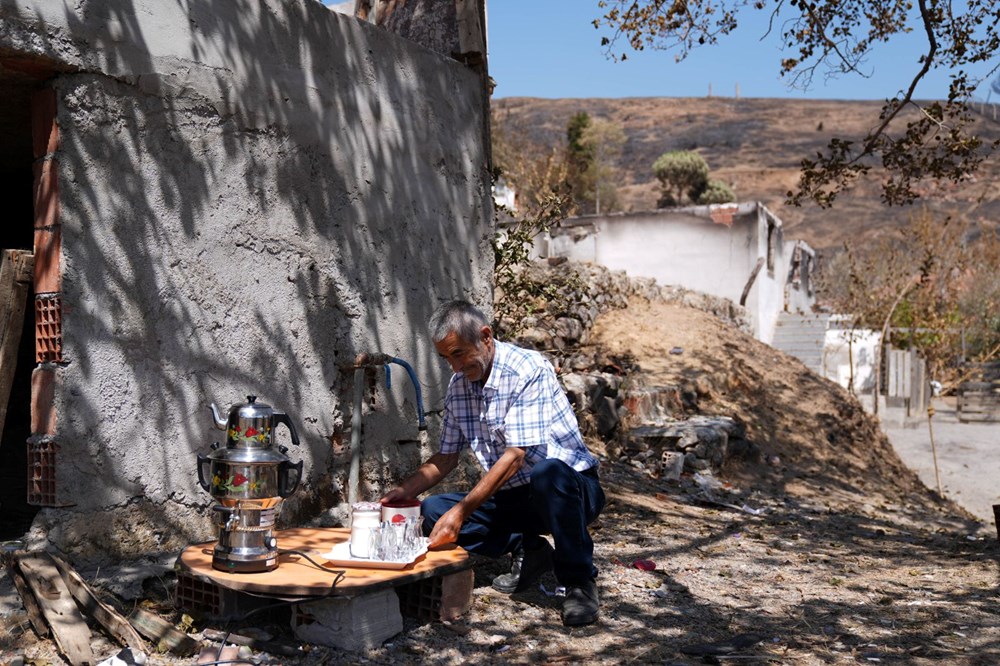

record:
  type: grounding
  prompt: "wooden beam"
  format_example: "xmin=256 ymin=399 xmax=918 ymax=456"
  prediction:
xmin=6 ymin=558 xmax=49 ymax=638
xmin=0 ymin=249 xmax=34 ymax=446
xmin=454 ymin=0 xmax=485 ymax=65
xmin=15 ymin=552 xmax=95 ymax=665
xmin=48 ymin=553 xmax=147 ymax=655
xmin=128 ymin=608 xmax=200 ymax=657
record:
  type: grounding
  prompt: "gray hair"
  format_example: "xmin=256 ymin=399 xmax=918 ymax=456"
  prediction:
xmin=429 ymin=300 xmax=489 ymax=344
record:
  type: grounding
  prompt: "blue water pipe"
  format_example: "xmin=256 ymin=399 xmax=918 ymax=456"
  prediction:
xmin=384 ymin=357 xmax=426 ymax=431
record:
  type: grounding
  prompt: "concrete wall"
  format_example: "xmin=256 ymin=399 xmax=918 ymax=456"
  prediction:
xmin=547 ymin=203 xmax=808 ymax=343
xmin=2 ymin=0 xmax=492 ymax=558
xmin=823 ymin=326 xmax=880 ymax=393
xmin=784 ymin=240 xmax=817 ymax=315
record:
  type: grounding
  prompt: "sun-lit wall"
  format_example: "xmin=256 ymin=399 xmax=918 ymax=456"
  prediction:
xmin=2 ymin=0 xmax=492 ymax=558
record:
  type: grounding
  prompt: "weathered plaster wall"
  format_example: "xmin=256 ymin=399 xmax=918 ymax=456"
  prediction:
xmin=2 ymin=0 xmax=492 ymax=559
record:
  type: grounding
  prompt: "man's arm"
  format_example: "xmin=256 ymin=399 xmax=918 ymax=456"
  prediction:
xmin=426 ymin=445 xmax=526 ymax=548
xmin=381 ymin=451 xmax=460 ymax=503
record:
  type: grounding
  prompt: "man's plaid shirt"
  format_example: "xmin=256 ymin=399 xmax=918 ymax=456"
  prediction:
xmin=438 ymin=340 xmax=599 ymax=489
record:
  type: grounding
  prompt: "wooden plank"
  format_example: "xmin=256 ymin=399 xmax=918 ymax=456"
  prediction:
xmin=48 ymin=553 xmax=146 ymax=654
xmin=7 ymin=560 xmax=49 ymax=637
xmin=127 ymin=608 xmax=200 ymax=657
xmin=455 ymin=0 xmax=486 ymax=61
xmin=0 ymin=249 xmax=34 ymax=445
xmin=15 ymin=552 xmax=95 ymax=666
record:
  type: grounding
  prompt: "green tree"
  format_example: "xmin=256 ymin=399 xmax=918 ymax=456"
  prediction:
xmin=817 ymin=210 xmax=1000 ymax=392
xmin=595 ymin=1 xmax=1000 ymax=208
xmin=653 ymin=150 xmax=736 ymax=206
xmin=580 ymin=117 xmax=627 ymax=214
xmin=565 ymin=112 xmax=595 ymax=213
xmin=492 ymin=194 xmax=572 ymax=338
xmin=696 ymin=178 xmax=737 ymax=205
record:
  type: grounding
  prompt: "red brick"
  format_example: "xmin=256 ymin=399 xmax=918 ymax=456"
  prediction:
xmin=31 ymin=366 xmax=57 ymax=435
xmin=33 ymin=226 xmax=61 ymax=294
xmin=33 ymin=156 xmax=61 ymax=294
xmin=710 ymin=209 xmax=735 ymax=227
xmin=32 ymin=88 xmax=61 ymax=294
xmin=34 ymin=296 xmax=63 ymax=363
xmin=31 ymin=88 xmax=58 ymax=159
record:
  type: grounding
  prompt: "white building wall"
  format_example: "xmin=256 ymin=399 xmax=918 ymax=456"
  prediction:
xmin=823 ymin=327 xmax=880 ymax=392
xmin=591 ymin=212 xmax=755 ymax=306
xmin=548 ymin=204 xmax=810 ymax=343
xmin=750 ymin=208 xmax=788 ymax=345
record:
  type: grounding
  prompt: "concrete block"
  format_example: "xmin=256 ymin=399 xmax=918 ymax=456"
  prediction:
xmin=291 ymin=589 xmax=403 ymax=651
xmin=439 ymin=568 xmax=473 ymax=621
xmin=660 ymin=451 xmax=684 ymax=480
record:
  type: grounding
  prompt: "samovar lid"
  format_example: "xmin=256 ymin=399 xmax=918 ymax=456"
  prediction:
xmin=229 ymin=395 xmax=273 ymax=421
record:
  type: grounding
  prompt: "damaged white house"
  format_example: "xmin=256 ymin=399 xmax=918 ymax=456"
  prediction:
xmin=541 ymin=202 xmax=817 ymax=345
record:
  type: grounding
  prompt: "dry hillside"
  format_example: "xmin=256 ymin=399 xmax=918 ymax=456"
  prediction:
xmin=493 ymin=96 xmax=1000 ymax=254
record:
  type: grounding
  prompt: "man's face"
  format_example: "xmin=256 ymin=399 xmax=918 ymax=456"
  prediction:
xmin=434 ymin=327 xmax=494 ymax=383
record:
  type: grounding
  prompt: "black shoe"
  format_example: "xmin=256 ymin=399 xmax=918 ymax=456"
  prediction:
xmin=491 ymin=539 xmax=554 ymax=593
xmin=562 ymin=580 xmax=599 ymax=626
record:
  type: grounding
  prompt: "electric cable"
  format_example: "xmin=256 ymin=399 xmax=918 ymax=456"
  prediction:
xmin=196 ymin=551 xmax=346 ymax=666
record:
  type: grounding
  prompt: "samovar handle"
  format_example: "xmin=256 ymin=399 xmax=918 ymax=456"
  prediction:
xmin=272 ymin=412 xmax=300 ymax=447
xmin=196 ymin=454 xmax=213 ymax=492
xmin=278 ymin=460 xmax=303 ymax=498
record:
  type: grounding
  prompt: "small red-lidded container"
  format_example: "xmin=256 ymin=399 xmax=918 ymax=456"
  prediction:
xmin=381 ymin=498 xmax=421 ymax=524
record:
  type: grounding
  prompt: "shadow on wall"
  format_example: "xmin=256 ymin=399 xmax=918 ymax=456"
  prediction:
xmin=4 ymin=0 xmax=491 ymax=545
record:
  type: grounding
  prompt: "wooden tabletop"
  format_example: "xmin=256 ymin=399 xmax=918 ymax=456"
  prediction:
xmin=177 ymin=527 xmax=471 ymax=598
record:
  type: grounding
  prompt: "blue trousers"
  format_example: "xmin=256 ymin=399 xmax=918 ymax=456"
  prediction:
xmin=421 ymin=459 xmax=605 ymax=586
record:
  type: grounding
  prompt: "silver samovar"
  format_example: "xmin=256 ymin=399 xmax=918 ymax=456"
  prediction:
xmin=197 ymin=396 xmax=302 ymax=573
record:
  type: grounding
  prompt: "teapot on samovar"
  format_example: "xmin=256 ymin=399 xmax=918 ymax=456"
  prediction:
xmin=197 ymin=395 xmax=303 ymax=573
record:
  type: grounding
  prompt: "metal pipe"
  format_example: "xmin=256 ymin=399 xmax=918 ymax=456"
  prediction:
xmin=347 ymin=366 xmax=365 ymax=505
xmin=347 ymin=352 xmax=426 ymax=504
xmin=385 ymin=357 xmax=426 ymax=431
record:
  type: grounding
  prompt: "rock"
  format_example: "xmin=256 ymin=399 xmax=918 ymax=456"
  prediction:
xmin=517 ymin=327 xmax=551 ymax=350
xmin=685 ymin=453 xmax=711 ymax=471
xmin=561 ymin=373 xmax=590 ymax=410
xmin=554 ymin=316 xmax=584 ymax=344
xmin=595 ymin=396 xmax=621 ymax=437
xmin=564 ymin=353 xmax=593 ymax=371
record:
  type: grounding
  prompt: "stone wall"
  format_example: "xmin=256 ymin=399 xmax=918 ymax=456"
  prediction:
xmin=501 ymin=259 xmax=756 ymax=476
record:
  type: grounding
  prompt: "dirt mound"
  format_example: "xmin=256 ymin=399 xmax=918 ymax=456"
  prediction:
xmin=591 ymin=297 xmax=953 ymax=517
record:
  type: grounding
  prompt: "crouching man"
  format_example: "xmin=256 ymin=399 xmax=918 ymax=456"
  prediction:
xmin=381 ymin=300 xmax=605 ymax=626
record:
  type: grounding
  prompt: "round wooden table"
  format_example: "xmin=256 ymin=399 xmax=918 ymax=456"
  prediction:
xmin=177 ymin=527 xmax=471 ymax=598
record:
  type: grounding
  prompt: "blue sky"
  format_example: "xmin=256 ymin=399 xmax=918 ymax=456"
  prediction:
xmin=485 ymin=1 xmax=998 ymax=101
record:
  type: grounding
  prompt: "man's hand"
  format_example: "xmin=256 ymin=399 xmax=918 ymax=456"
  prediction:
xmin=427 ymin=505 xmax=465 ymax=549
xmin=380 ymin=486 xmax=411 ymax=504
xmin=382 ymin=452 xmax=460 ymax=506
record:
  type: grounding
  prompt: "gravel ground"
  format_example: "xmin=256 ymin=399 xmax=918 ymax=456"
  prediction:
xmin=883 ymin=398 xmax=1000 ymax=525
xmin=4 ymin=300 xmax=999 ymax=665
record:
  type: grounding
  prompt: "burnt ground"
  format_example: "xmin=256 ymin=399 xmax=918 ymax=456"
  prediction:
xmin=3 ymin=298 xmax=999 ymax=665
